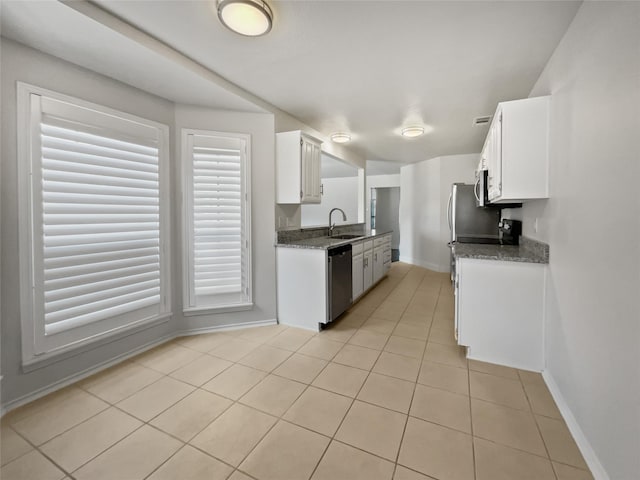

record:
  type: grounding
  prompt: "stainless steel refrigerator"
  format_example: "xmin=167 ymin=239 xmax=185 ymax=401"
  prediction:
xmin=447 ymin=183 xmax=500 ymax=278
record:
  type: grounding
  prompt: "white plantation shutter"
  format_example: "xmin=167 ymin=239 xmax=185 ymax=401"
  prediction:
xmin=20 ymin=87 xmax=170 ymax=361
xmin=184 ymin=131 xmax=251 ymax=310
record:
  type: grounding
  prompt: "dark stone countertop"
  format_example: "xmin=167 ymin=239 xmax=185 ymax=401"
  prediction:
xmin=276 ymin=230 xmax=392 ymax=250
xmin=451 ymin=239 xmax=549 ymax=264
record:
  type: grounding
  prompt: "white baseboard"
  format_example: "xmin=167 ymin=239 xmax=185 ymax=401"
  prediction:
xmin=1 ymin=319 xmax=279 ymax=417
xmin=399 ymin=256 xmax=447 ymax=272
xmin=542 ymin=370 xmax=610 ymax=480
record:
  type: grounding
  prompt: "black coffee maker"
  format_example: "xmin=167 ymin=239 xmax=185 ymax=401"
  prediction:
xmin=499 ymin=219 xmax=522 ymax=245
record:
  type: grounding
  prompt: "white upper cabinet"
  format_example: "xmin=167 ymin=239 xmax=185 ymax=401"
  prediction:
xmin=482 ymin=96 xmax=550 ymax=203
xmin=276 ymin=130 xmax=322 ymax=204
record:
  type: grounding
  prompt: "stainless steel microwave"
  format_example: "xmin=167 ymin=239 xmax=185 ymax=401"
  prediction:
xmin=474 ymin=170 xmax=522 ymax=209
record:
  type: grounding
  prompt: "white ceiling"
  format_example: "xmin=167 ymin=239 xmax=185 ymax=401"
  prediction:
xmin=367 ymin=161 xmax=402 ymax=176
xmin=1 ymin=0 xmax=581 ymax=164
xmin=321 ymin=154 xmax=359 ymax=179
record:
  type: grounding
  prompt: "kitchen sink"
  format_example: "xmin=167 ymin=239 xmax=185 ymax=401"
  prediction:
xmin=329 ymin=234 xmax=364 ymax=240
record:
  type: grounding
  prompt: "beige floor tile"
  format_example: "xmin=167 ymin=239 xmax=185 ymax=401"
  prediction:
xmin=371 ymin=302 xmax=406 ymax=322
xmin=174 ymin=332 xmax=233 ymax=353
xmin=240 ymin=421 xmax=329 ymax=480
xmin=272 ymin=353 xmax=327 ymax=384
xmin=398 ymin=416 xmax=474 ymax=480
xmin=536 ymin=415 xmax=588 ymax=469
xmin=468 ymin=360 xmax=520 ymax=380
xmin=298 ymin=337 xmax=344 ymax=360
xmin=191 ymin=403 xmax=276 ymax=466
xmin=266 ymin=328 xmax=315 ymax=351
xmin=348 ymin=329 xmax=390 ymax=350
xmin=239 ymin=374 xmax=306 ymax=416
xmin=470 ymin=371 xmax=530 ymax=411
xmin=424 ymin=342 xmax=467 ymax=369
xmin=373 ymin=352 xmax=421 ymax=382
xmin=399 ymin=313 xmax=432 ymax=325
xmin=150 ymin=390 xmax=232 ymax=441
xmin=10 ymin=388 xmax=109 ymax=445
xmin=312 ymin=363 xmax=368 ymax=397
xmin=0 ymin=424 xmax=32 ymax=466
xmin=0 ymin=450 xmax=65 ymax=480
xmin=147 ymin=445 xmax=233 ymax=480
xmin=471 ymin=399 xmax=547 ymax=456
xmin=228 ymin=471 xmax=254 ymax=480
xmin=384 ymin=336 xmax=426 ymax=359
xmin=333 ymin=344 xmax=381 ymax=371
xmin=283 ymin=386 xmax=352 ymax=437
xmin=518 ymin=369 xmax=546 ymax=386
xmin=335 ymin=400 xmax=406 ymax=461
xmin=237 ymin=344 xmax=292 ymax=372
xmin=318 ymin=322 xmax=358 ymax=343
xmin=417 ymin=361 xmax=469 ymax=395
xmin=474 ymin=437 xmax=555 ymax=480
xmin=340 ymin=311 xmax=369 ymax=328
xmin=169 ymin=354 xmax=232 ymax=386
xmin=522 ymin=381 xmax=562 ymax=419
xmin=394 ymin=465 xmax=438 ymax=479
xmin=428 ymin=325 xmax=456 ymax=345
xmin=358 ymin=372 xmax=415 ymax=413
xmin=40 ymin=407 xmax=141 ymax=472
xmin=392 ymin=322 xmax=430 ymax=341
xmin=79 ymin=362 xmax=163 ymax=404
xmin=312 ymin=440 xmax=395 ymax=480
xmin=236 ymin=324 xmax=286 ymax=343
xmin=201 ymin=364 xmax=267 ymax=400
xmin=209 ymin=337 xmax=261 ymax=362
xmin=410 ymin=384 xmax=471 ymax=433
xmin=134 ymin=342 xmax=202 ymax=374
xmin=361 ymin=318 xmax=397 ymax=335
xmin=552 ymin=462 xmax=594 ymax=480
xmin=74 ymin=425 xmax=181 ymax=480
xmin=117 ymin=377 xmax=194 ymax=422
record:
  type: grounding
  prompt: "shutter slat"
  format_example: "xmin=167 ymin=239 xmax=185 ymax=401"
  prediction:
xmin=44 ymin=238 xmax=159 ymax=259
xmin=42 ymin=156 xmax=158 ymax=182
xmin=45 ymin=263 xmax=159 ymax=291
xmin=43 ymin=169 xmax=159 ymax=190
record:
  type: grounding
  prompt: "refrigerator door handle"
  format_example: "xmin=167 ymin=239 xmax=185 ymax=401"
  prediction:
xmin=447 ymin=192 xmax=453 ymax=231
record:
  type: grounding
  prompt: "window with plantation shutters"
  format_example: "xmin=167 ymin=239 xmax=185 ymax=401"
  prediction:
xmin=18 ymin=84 xmax=170 ymax=365
xmin=182 ymin=130 xmax=251 ymax=312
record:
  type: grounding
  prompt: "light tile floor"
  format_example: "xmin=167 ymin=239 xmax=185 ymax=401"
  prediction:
xmin=0 ymin=263 xmax=594 ymax=480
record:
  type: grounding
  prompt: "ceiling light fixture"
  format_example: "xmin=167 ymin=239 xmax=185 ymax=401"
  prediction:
xmin=217 ymin=0 xmax=273 ymax=37
xmin=330 ymin=132 xmax=352 ymax=144
xmin=401 ymin=126 xmax=425 ymax=138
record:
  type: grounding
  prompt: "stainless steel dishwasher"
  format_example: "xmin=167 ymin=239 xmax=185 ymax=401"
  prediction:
xmin=327 ymin=243 xmax=352 ymax=323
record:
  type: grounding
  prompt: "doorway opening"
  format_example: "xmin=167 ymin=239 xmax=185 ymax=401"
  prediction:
xmin=370 ymin=187 xmax=400 ymax=261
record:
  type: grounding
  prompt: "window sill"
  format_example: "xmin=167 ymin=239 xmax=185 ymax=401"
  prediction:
xmin=22 ymin=313 xmax=172 ymax=373
xmin=183 ymin=303 xmax=254 ymax=316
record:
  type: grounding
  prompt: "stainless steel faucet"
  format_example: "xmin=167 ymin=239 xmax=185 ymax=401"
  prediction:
xmin=328 ymin=208 xmax=347 ymax=237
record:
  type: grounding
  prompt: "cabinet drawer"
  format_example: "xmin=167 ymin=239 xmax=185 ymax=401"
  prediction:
xmin=364 ymin=240 xmax=373 ymax=251
xmin=384 ymin=251 xmax=392 ymax=262
xmin=383 ymin=234 xmax=391 ymax=245
xmin=373 ymin=237 xmax=385 ymax=247
xmin=352 ymin=241 xmax=363 ymax=255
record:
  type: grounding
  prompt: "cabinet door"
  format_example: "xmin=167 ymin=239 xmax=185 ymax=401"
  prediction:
xmin=363 ymin=251 xmax=373 ymax=291
xmin=300 ymin=137 xmax=321 ymax=204
xmin=487 ymin=112 xmax=503 ymax=201
xmin=373 ymin=246 xmax=384 ymax=283
xmin=352 ymin=254 xmax=364 ymax=300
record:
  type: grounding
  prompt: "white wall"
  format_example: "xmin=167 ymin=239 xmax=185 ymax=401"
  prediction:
xmin=173 ymin=105 xmax=277 ymax=331
xmin=301 ymin=176 xmax=359 ymax=227
xmin=399 ymin=154 xmax=478 ymax=271
xmin=517 ymin=3 xmax=640 ymax=478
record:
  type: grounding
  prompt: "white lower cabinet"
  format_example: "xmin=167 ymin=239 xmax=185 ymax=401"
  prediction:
xmin=455 ymin=257 xmax=546 ymax=371
xmin=352 ymin=253 xmax=364 ymax=300
xmin=373 ymin=245 xmax=385 ymax=284
xmin=363 ymin=249 xmax=373 ymax=291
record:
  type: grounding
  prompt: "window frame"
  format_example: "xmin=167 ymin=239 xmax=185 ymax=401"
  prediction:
xmin=17 ymin=82 xmax=172 ymax=368
xmin=181 ymin=128 xmax=253 ymax=315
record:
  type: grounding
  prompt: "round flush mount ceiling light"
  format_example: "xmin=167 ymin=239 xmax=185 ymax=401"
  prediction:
xmin=330 ymin=132 xmax=352 ymax=143
xmin=401 ymin=126 xmax=425 ymax=138
xmin=217 ymin=0 xmax=273 ymax=37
